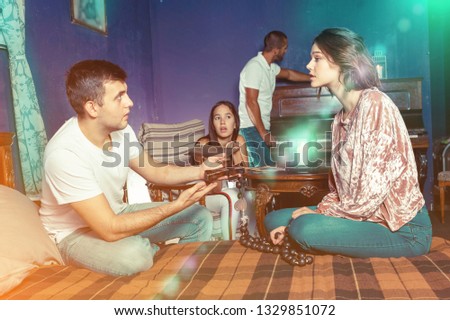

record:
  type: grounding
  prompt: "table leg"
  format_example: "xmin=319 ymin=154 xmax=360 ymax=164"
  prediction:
xmin=255 ymin=183 xmax=276 ymax=238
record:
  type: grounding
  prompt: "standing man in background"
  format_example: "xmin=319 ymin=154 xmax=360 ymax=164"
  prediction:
xmin=238 ymin=30 xmax=310 ymax=167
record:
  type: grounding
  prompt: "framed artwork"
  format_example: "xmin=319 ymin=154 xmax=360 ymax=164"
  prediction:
xmin=71 ymin=0 xmax=107 ymax=35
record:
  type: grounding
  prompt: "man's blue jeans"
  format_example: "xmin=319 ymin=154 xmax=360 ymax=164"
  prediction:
xmin=239 ymin=127 xmax=275 ymax=167
xmin=264 ymin=206 xmax=432 ymax=258
xmin=57 ymin=202 xmax=212 ymax=276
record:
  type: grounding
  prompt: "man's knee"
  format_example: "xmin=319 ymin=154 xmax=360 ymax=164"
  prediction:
xmin=117 ymin=251 xmax=154 ymax=276
xmin=108 ymin=236 xmax=155 ymax=276
xmin=194 ymin=204 xmax=213 ymax=221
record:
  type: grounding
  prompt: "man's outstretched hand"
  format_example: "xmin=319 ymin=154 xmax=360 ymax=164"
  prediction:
xmin=175 ymin=181 xmax=218 ymax=209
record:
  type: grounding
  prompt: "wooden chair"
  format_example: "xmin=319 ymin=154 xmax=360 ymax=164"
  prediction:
xmin=0 ymin=133 xmax=14 ymax=189
xmin=438 ymin=143 xmax=450 ymax=223
xmin=147 ymin=182 xmax=234 ymax=239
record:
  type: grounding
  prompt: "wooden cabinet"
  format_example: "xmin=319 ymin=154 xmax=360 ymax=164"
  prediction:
xmin=270 ymin=78 xmax=428 ymax=191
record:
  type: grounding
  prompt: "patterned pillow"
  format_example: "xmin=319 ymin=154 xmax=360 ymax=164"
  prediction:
xmin=138 ymin=119 xmax=205 ymax=166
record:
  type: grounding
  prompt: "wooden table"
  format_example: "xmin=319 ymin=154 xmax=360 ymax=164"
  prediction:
xmin=244 ymin=167 xmax=330 ymax=238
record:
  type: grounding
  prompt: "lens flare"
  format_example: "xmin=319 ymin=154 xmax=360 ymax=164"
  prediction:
xmin=397 ymin=18 xmax=411 ymax=32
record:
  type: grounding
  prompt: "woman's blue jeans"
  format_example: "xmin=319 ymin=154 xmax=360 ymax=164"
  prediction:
xmin=264 ymin=206 xmax=432 ymax=258
xmin=57 ymin=202 xmax=212 ymax=276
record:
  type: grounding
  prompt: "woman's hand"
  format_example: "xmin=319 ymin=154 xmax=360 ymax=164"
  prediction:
xmin=270 ymin=226 xmax=287 ymax=245
xmin=291 ymin=206 xmax=317 ymax=219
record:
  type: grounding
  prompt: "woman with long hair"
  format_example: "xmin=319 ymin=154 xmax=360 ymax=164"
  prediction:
xmin=265 ymin=28 xmax=431 ymax=258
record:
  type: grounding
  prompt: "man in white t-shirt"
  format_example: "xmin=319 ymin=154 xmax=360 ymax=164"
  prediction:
xmin=39 ymin=60 xmax=223 ymax=276
xmin=238 ymin=31 xmax=310 ymax=166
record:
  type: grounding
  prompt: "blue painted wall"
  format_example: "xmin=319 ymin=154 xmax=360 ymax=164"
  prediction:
xmin=428 ymin=0 xmax=450 ymax=139
xmin=18 ymin=0 xmax=433 ymax=139
xmin=149 ymin=0 xmax=431 ymax=130
xmin=25 ymin=0 xmax=155 ymax=137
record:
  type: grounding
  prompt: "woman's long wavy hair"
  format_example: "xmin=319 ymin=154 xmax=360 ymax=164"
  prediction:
xmin=314 ymin=28 xmax=381 ymax=92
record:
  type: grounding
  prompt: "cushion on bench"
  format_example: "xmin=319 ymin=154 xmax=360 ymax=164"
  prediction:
xmin=138 ymin=119 xmax=205 ymax=166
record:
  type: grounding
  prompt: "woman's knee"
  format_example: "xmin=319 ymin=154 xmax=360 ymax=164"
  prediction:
xmin=264 ymin=208 xmax=296 ymax=232
xmin=287 ymin=215 xmax=322 ymax=246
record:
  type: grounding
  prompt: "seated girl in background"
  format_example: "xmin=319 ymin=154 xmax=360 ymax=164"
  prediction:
xmin=194 ymin=101 xmax=256 ymax=240
xmin=265 ymin=28 xmax=431 ymax=258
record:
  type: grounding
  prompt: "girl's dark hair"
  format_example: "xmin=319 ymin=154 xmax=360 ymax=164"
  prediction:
xmin=313 ymin=28 xmax=381 ymax=91
xmin=206 ymin=100 xmax=240 ymax=142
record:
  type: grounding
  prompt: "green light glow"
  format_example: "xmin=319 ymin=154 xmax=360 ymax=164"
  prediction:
xmin=277 ymin=120 xmax=325 ymax=167
xmin=428 ymin=0 xmax=450 ymax=9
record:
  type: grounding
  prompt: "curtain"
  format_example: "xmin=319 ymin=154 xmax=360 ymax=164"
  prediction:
xmin=0 ymin=0 xmax=47 ymax=199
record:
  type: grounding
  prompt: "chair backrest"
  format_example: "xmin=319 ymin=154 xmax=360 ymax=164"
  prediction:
xmin=0 ymin=133 xmax=15 ymax=189
xmin=138 ymin=119 xmax=205 ymax=166
xmin=443 ymin=143 xmax=450 ymax=172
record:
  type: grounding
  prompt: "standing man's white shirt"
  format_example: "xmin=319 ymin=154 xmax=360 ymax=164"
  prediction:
xmin=39 ymin=117 xmax=140 ymax=243
xmin=238 ymin=52 xmax=281 ymax=130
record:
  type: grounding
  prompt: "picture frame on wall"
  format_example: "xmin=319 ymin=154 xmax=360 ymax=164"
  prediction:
xmin=71 ymin=0 xmax=107 ymax=35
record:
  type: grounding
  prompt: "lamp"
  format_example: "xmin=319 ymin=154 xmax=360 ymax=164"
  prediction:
xmin=372 ymin=50 xmax=387 ymax=79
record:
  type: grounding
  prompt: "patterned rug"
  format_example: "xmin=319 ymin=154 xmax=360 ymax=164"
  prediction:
xmin=3 ymin=237 xmax=450 ymax=300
